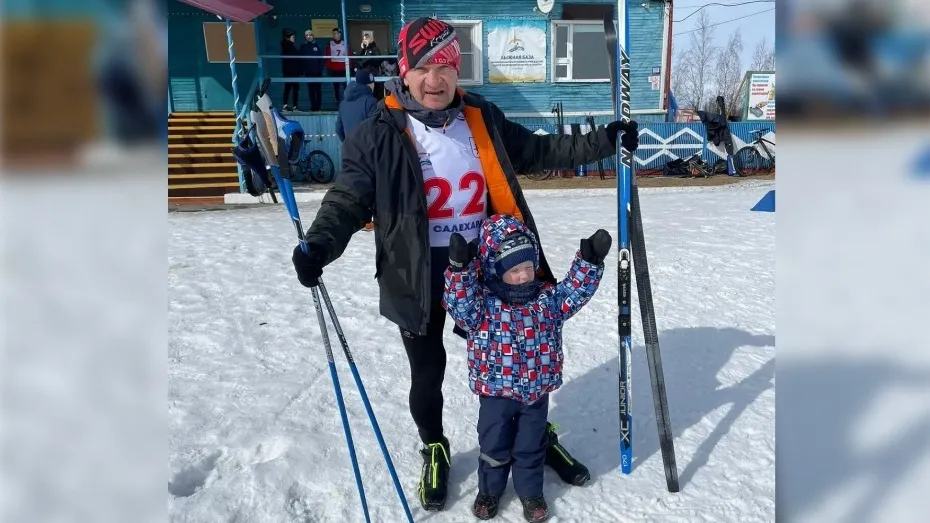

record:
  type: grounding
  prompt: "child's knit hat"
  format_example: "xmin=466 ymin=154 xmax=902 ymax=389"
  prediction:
xmin=493 ymin=233 xmax=537 ymax=277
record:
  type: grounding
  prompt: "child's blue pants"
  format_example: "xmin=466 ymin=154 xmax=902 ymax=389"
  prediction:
xmin=476 ymin=394 xmax=549 ymax=498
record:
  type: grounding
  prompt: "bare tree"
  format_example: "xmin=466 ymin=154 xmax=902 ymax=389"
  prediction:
xmin=671 ymin=10 xmax=717 ymax=111
xmin=714 ymin=29 xmax=745 ymax=116
xmin=750 ymin=37 xmax=775 ymax=70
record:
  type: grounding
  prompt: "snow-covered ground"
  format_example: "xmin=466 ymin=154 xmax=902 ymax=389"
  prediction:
xmin=168 ymin=181 xmax=776 ymax=522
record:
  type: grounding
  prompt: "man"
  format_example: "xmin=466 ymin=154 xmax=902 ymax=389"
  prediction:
xmin=336 ymin=69 xmax=378 ymax=142
xmin=299 ymin=29 xmax=323 ymax=112
xmin=291 ymin=17 xmax=639 ymax=513
xmin=326 ymin=27 xmax=348 ymax=104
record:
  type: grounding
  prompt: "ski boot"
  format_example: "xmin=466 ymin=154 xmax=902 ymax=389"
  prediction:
xmin=471 ymin=492 xmax=500 ymax=520
xmin=520 ymin=495 xmax=550 ymax=522
xmin=544 ymin=423 xmax=591 ymax=486
xmin=417 ymin=437 xmax=451 ymax=511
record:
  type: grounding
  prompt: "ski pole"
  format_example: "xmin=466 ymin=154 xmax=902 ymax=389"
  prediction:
xmin=318 ymin=282 xmax=414 ymax=523
xmin=247 ymin=95 xmax=371 ymax=521
xmin=248 ymin=82 xmax=414 ymax=519
xmin=274 ymin=169 xmax=412 ymax=522
xmin=277 ymin=166 xmax=372 ymax=523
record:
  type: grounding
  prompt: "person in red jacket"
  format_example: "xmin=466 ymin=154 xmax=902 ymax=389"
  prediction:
xmin=326 ymin=27 xmax=348 ymax=104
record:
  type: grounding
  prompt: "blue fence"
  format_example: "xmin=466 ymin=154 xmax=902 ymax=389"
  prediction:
xmin=511 ymin=118 xmax=776 ymax=174
xmin=279 ymin=114 xmax=776 ymax=183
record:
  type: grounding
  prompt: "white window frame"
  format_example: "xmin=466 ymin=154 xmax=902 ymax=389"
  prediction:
xmin=550 ymin=20 xmax=610 ymax=83
xmin=446 ymin=20 xmax=484 ymax=85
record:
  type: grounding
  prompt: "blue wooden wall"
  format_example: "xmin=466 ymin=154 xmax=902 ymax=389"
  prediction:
xmin=168 ymin=4 xmax=259 ymax=111
xmin=168 ymin=0 xmax=668 ymax=115
xmin=398 ymin=0 xmax=666 ymax=114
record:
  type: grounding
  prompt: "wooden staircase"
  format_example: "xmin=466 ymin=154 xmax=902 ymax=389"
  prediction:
xmin=168 ymin=112 xmax=241 ymax=205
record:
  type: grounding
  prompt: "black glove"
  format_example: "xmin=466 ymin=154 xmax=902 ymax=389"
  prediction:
xmin=292 ymin=243 xmax=328 ymax=287
xmin=448 ymin=232 xmax=479 ymax=271
xmin=606 ymin=119 xmax=639 ymax=152
xmin=580 ymin=229 xmax=612 ymax=265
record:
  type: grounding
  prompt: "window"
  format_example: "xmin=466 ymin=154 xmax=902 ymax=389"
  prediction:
xmin=447 ymin=20 xmax=483 ymax=85
xmin=551 ymin=21 xmax=610 ymax=82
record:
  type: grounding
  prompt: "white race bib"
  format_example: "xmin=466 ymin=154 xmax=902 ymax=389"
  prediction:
xmin=408 ymin=114 xmax=488 ymax=247
xmin=330 ymin=41 xmax=347 ymax=63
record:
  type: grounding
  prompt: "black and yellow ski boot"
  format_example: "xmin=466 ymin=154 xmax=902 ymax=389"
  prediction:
xmin=417 ymin=436 xmax=451 ymax=511
xmin=544 ymin=423 xmax=591 ymax=486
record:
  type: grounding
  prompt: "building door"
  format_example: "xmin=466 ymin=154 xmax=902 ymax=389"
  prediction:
xmin=346 ymin=20 xmax=393 ymax=55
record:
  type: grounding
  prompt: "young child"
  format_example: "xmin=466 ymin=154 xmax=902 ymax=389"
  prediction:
xmin=442 ymin=214 xmax=611 ymax=522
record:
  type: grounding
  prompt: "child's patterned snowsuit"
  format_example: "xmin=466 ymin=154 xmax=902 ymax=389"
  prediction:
xmin=442 ymin=214 xmax=604 ymax=497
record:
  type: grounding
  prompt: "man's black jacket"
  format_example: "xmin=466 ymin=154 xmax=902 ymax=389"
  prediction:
xmin=305 ymin=90 xmax=617 ymax=335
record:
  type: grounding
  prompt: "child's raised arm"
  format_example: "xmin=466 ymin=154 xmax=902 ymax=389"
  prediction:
xmin=552 ymin=229 xmax=612 ymax=321
xmin=442 ymin=233 xmax=486 ymax=332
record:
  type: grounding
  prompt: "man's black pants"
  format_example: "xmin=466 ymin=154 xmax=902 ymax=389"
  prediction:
xmin=305 ymin=76 xmax=322 ymax=111
xmin=399 ymin=247 xmax=454 ymax=445
xmin=400 ymin=299 xmax=449 ymax=445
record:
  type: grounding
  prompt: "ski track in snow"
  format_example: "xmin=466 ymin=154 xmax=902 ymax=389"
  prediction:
xmin=169 ymin=182 xmax=776 ymax=522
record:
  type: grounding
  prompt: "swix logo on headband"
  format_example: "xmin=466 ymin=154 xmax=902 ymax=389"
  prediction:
xmin=428 ymin=39 xmax=460 ymax=68
xmin=408 ymin=20 xmax=454 ymax=55
xmin=398 ymin=17 xmax=460 ymax=78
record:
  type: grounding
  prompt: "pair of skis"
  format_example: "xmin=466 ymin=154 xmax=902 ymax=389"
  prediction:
xmin=604 ymin=2 xmax=680 ymax=493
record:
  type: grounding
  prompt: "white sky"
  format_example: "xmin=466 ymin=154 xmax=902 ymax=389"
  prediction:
xmin=671 ymin=0 xmax=777 ymax=70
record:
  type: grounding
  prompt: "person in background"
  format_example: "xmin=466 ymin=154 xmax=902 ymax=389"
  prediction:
xmin=327 ymin=27 xmax=348 ymax=104
xmin=335 ymin=68 xmax=379 ymax=232
xmin=94 ymin=0 xmax=167 ymax=146
xmin=336 ymin=69 xmax=378 ymax=142
xmin=299 ymin=29 xmax=324 ymax=112
xmin=280 ymin=28 xmax=301 ymax=111
xmin=358 ymin=33 xmax=384 ymax=99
